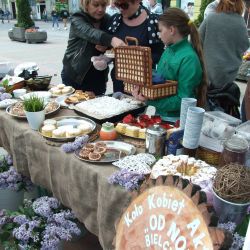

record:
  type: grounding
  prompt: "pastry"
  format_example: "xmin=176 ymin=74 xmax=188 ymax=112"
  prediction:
xmin=61 ymin=86 xmax=72 ymax=94
xmin=41 ymin=124 xmax=56 ymax=137
xmin=95 ymin=142 xmax=107 ymax=148
xmin=138 ymin=128 xmax=146 ymax=139
xmin=66 ymin=128 xmax=81 ymax=137
xmin=52 ymin=128 xmax=66 ymax=138
xmin=126 ymin=126 xmax=139 ymax=137
xmin=78 ymin=123 xmax=92 ymax=134
xmin=115 ymin=123 xmax=127 ymax=134
xmin=88 ymin=152 xmax=102 ymax=161
xmin=79 ymin=149 xmax=90 ymax=159
xmin=85 ymin=143 xmax=95 ymax=152
xmin=94 ymin=146 xmax=107 ymax=155
xmin=57 ymin=83 xmax=65 ymax=89
xmin=43 ymin=119 xmax=57 ymax=126
xmin=51 ymin=88 xmax=62 ymax=95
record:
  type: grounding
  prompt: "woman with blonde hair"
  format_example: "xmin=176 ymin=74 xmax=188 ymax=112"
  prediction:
xmin=199 ymin=0 xmax=249 ymax=117
xmin=61 ymin=0 xmax=125 ymax=95
xmin=132 ymin=7 xmax=207 ymax=121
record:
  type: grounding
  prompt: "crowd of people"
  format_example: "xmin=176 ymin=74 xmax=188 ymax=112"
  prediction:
xmin=60 ymin=0 xmax=249 ymax=122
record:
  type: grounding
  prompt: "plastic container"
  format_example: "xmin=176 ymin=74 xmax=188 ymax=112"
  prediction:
xmin=205 ymin=111 xmax=241 ymax=126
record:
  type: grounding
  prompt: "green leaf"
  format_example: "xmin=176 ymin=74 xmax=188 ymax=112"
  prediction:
xmin=0 ymin=231 xmax=11 ymax=242
xmin=236 ymin=214 xmax=250 ymax=237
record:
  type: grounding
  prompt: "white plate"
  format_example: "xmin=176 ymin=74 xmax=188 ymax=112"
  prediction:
xmin=55 ymin=95 xmax=68 ymax=108
xmin=0 ymin=99 xmax=18 ymax=109
xmin=20 ymin=91 xmax=52 ymax=100
xmin=49 ymin=87 xmax=75 ymax=97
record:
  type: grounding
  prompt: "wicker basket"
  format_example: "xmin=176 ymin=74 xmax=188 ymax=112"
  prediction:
xmin=196 ymin=146 xmax=221 ymax=166
xmin=114 ymin=37 xmax=177 ymax=100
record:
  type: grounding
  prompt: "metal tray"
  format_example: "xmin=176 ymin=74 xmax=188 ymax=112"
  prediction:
xmin=39 ymin=116 xmax=96 ymax=142
xmin=75 ymin=141 xmax=136 ymax=163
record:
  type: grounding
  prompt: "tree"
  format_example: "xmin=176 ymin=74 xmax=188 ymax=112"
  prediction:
xmin=194 ymin=0 xmax=214 ymax=27
xmin=16 ymin=0 xmax=34 ymax=29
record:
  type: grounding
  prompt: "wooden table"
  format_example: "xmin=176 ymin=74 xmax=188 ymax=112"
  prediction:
xmin=0 ymin=107 xmax=132 ymax=250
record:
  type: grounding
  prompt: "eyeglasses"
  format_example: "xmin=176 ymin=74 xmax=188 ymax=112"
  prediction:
xmin=114 ymin=1 xmax=129 ymax=10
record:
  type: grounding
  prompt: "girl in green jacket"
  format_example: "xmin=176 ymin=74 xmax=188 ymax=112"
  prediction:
xmin=132 ymin=7 xmax=207 ymax=121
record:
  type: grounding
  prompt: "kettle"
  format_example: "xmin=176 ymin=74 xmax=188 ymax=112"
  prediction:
xmin=146 ymin=124 xmax=166 ymax=157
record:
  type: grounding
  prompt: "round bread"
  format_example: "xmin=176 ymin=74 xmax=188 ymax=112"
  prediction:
xmin=88 ymin=152 xmax=102 ymax=161
xmin=65 ymin=96 xmax=79 ymax=104
xmin=52 ymin=128 xmax=66 ymax=138
xmin=41 ymin=125 xmax=56 ymax=137
xmin=61 ymin=86 xmax=72 ymax=94
xmin=66 ymin=128 xmax=81 ymax=137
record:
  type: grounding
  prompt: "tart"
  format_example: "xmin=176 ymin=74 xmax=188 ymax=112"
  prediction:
xmin=95 ymin=142 xmax=107 ymax=148
xmin=88 ymin=152 xmax=102 ymax=161
xmin=79 ymin=149 xmax=90 ymax=159
xmin=85 ymin=143 xmax=95 ymax=152
xmin=94 ymin=146 xmax=107 ymax=155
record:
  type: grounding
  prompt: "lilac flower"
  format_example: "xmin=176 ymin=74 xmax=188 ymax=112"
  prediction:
xmin=4 ymin=155 xmax=13 ymax=166
xmin=0 ymin=87 xmax=5 ymax=93
xmin=108 ymin=169 xmax=145 ymax=191
xmin=13 ymin=215 xmax=29 ymax=225
xmin=229 ymin=233 xmax=245 ymax=250
xmin=61 ymin=135 xmax=89 ymax=153
xmin=0 ymin=92 xmax=12 ymax=101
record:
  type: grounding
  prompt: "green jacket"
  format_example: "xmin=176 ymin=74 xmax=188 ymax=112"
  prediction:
xmin=148 ymin=37 xmax=202 ymax=118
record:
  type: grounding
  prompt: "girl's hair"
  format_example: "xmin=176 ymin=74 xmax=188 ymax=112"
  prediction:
xmin=81 ymin=0 xmax=109 ymax=11
xmin=158 ymin=7 xmax=207 ymax=108
xmin=216 ymin=0 xmax=245 ymax=15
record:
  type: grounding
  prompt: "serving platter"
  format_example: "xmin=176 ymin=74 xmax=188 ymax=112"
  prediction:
xmin=49 ymin=87 xmax=75 ymax=97
xmin=55 ymin=95 xmax=70 ymax=108
xmin=39 ymin=116 xmax=96 ymax=142
xmin=6 ymin=101 xmax=60 ymax=119
xmin=20 ymin=91 xmax=52 ymax=100
xmin=75 ymin=141 xmax=136 ymax=163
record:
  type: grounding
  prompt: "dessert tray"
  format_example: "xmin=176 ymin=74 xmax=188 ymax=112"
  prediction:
xmin=20 ymin=91 xmax=52 ymax=100
xmin=49 ymin=84 xmax=75 ymax=97
xmin=39 ymin=116 xmax=96 ymax=142
xmin=75 ymin=141 xmax=136 ymax=163
xmin=6 ymin=101 xmax=60 ymax=119
xmin=73 ymin=96 xmax=146 ymax=123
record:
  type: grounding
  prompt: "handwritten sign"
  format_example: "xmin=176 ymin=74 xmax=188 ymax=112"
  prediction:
xmin=116 ymin=186 xmax=213 ymax=250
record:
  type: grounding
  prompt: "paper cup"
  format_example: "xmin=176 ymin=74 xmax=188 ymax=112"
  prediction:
xmin=180 ymin=98 xmax=197 ymax=129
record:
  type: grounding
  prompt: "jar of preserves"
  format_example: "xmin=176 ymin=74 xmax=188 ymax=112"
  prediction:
xmin=219 ymin=135 xmax=249 ymax=167
xmin=99 ymin=122 xmax=117 ymax=141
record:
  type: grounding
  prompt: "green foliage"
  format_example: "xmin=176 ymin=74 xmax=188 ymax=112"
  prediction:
xmin=0 ymin=79 xmax=12 ymax=93
xmin=16 ymin=0 xmax=34 ymax=29
xmin=23 ymin=95 xmax=45 ymax=112
xmin=0 ymin=156 xmax=10 ymax=173
xmin=194 ymin=0 xmax=214 ymax=27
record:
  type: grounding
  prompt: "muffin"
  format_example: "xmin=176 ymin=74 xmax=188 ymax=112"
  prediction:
xmin=66 ymin=128 xmax=81 ymax=137
xmin=43 ymin=119 xmax=57 ymax=126
xmin=41 ymin=124 xmax=56 ymax=137
xmin=52 ymin=128 xmax=66 ymax=138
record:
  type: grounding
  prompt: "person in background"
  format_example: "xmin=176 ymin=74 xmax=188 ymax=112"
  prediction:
xmin=241 ymin=79 xmax=250 ymax=122
xmin=184 ymin=2 xmax=194 ymax=19
xmin=204 ymin=0 xmax=220 ymax=19
xmin=107 ymin=0 xmax=164 ymax=93
xmin=132 ymin=8 xmax=207 ymax=122
xmin=199 ymin=0 xmax=249 ymax=118
xmin=61 ymin=8 xmax=70 ymax=30
xmin=0 ymin=8 xmax=5 ymax=24
xmin=51 ymin=7 xmax=59 ymax=30
xmin=149 ymin=0 xmax=163 ymax=15
xmin=5 ymin=9 xmax=10 ymax=23
xmin=61 ymin=0 xmax=125 ymax=95
xmin=106 ymin=0 xmax=120 ymax=16
xmin=43 ymin=8 xmax=48 ymax=22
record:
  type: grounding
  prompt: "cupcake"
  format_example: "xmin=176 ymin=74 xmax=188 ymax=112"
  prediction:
xmin=52 ymin=128 xmax=66 ymax=138
xmin=41 ymin=124 xmax=56 ymax=137
xmin=43 ymin=119 xmax=57 ymax=126
xmin=66 ymin=128 xmax=81 ymax=137
xmin=138 ymin=128 xmax=146 ymax=139
xmin=78 ymin=123 xmax=92 ymax=134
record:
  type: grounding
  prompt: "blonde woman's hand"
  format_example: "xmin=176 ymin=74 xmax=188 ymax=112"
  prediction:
xmin=132 ymin=86 xmax=147 ymax=102
xmin=111 ymin=37 xmax=126 ymax=48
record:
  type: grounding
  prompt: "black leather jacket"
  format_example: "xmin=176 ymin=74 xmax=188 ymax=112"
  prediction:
xmin=62 ymin=10 xmax=114 ymax=84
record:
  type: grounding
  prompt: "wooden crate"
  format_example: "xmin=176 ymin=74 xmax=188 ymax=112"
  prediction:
xmin=114 ymin=37 xmax=177 ymax=100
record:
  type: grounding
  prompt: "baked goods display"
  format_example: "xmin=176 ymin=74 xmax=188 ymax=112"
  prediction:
xmin=40 ymin=117 xmax=95 ymax=140
xmin=49 ymin=84 xmax=74 ymax=96
xmin=75 ymin=96 xmax=142 ymax=120
xmin=150 ymin=154 xmax=217 ymax=189
xmin=64 ymin=90 xmax=95 ymax=104
xmin=7 ymin=101 xmax=59 ymax=117
xmin=79 ymin=142 xmax=107 ymax=161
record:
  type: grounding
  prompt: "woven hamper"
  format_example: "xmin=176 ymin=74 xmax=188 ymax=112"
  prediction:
xmin=196 ymin=146 xmax=221 ymax=166
xmin=114 ymin=37 xmax=178 ymax=100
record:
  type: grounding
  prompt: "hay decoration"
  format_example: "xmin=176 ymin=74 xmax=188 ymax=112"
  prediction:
xmin=213 ymin=163 xmax=250 ymax=203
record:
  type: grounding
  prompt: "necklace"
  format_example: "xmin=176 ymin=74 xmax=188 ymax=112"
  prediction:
xmin=128 ymin=5 xmax=143 ymax=20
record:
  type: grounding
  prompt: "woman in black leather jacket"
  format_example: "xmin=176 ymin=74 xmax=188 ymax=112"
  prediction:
xmin=61 ymin=0 xmax=125 ymax=95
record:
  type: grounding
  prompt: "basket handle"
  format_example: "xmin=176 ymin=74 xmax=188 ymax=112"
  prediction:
xmin=125 ymin=36 xmax=139 ymax=46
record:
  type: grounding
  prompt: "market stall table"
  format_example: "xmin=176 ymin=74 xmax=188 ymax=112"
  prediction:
xmin=0 ymin=107 xmax=132 ymax=249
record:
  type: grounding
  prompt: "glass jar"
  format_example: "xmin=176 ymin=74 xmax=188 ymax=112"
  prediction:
xmin=99 ymin=122 xmax=117 ymax=141
xmin=219 ymin=136 xmax=249 ymax=167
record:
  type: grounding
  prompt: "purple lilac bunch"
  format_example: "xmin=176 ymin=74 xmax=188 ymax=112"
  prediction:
xmin=0 ymin=154 xmax=33 ymax=191
xmin=108 ymin=169 xmax=145 ymax=191
xmin=61 ymin=135 xmax=89 ymax=153
xmin=0 ymin=92 xmax=12 ymax=101
xmin=0 ymin=196 xmax=81 ymax=250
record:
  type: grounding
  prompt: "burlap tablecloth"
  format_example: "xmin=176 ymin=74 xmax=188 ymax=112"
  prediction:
xmin=0 ymin=108 xmax=132 ymax=250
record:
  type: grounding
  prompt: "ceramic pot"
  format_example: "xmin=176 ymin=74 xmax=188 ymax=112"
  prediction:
xmin=0 ymin=189 xmax=24 ymax=211
xmin=25 ymin=110 xmax=45 ymax=130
